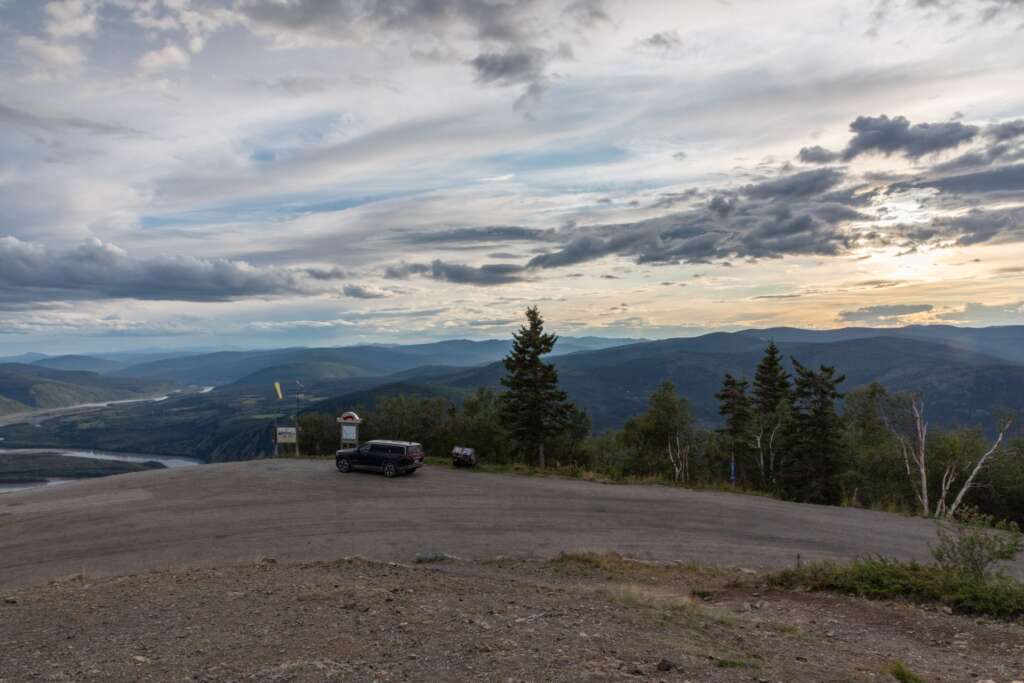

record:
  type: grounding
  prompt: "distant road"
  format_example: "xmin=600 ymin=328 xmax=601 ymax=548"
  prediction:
xmin=2 ymin=460 xmax=1018 ymax=588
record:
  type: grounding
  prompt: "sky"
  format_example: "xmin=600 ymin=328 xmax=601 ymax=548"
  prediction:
xmin=1 ymin=0 xmax=1023 ymax=354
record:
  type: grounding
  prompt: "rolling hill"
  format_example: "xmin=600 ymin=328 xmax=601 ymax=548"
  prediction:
xmin=316 ymin=333 xmax=1024 ymax=432
xmin=32 ymin=355 xmax=128 ymax=373
xmin=0 ymin=363 xmax=173 ymax=416
xmin=110 ymin=337 xmax=641 ymax=387
xmin=3 ymin=325 xmax=1022 ymax=459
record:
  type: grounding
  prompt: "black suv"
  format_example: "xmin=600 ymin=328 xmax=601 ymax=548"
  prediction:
xmin=336 ymin=440 xmax=424 ymax=478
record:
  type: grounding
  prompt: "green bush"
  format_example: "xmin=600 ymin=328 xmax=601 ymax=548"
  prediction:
xmin=888 ymin=661 xmax=923 ymax=683
xmin=769 ymin=556 xmax=1024 ymax=619
xmin=931 ymin=507 xmax=1023 ymax=581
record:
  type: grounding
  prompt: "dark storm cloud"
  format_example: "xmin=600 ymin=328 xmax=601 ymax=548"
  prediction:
xmin=742 ymin=168 xmax=845 ymax=199
xmin=384 ymin=259 xmax=526 ymax=285
xmin=838 ymin=303 xmax=934 ymax=322
xmin=798 ymin=145 xmax=840 ymax=164
xmin=0 ymin=237 xmax=345 ymax=303
xmin=399 ymin=225 xmax=552 ymax=244
xmin=841 ymin=114 xmax=978 ymax=160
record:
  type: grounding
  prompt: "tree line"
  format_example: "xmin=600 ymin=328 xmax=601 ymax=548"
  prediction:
xmin=297 ymin=307 xmax=1022 ymax=522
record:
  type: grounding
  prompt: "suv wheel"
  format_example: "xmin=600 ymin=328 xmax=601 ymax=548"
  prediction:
xmin=336 ymin=457 xmax=351 ymax=473
xmin=383 ymin=462 xmax=397 ymax=478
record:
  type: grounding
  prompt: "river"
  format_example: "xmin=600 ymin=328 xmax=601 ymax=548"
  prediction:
xmin=0 ymin=447 xmax=202 ymax=494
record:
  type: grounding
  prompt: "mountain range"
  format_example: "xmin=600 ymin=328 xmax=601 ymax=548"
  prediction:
xmin=0 ymin=326 xmax=1021 ymax=458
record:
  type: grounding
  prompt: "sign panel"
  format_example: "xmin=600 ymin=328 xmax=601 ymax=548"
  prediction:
xmin=341 ymin=424 xmax=358 ymax=440
xmin=276 ymin=427 xmax=297 ymax=444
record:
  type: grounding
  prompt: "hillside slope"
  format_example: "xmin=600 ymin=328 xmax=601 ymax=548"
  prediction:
xmin=0 ymin=364 xmax=173 ymax=416
xmin=419 ymin=334 xmax=1024 ymax=429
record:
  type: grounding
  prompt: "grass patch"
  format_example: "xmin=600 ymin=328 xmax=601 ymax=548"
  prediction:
xmin=414 ymin=551 xmax=454 ymax=564
xmin=887 ymin=660 xmax=924 ymax=683
xmin=769 ymin=557 xmax=1024 ymax=619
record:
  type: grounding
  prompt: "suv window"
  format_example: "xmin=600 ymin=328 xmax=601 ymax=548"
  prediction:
xmin=369 ymin=444 xmax=388 ymax=454
xmin=388 ymin=445 xmax=406 ymax=456
xmin=409 ymin=445 xmax=423 ymax=457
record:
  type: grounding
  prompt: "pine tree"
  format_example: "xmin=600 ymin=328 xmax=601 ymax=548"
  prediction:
xmin=752 ymin=342 xmax=791 ymax=417
xmin=715 ymin=373 xmax=752 ymax=484
xmin=779 ymin=358 xmax=845 ymax=504
xmin=499 ymin=307 xmax=571 ymax=468
xmin=750 ymin=341 xmax=792 ymax=487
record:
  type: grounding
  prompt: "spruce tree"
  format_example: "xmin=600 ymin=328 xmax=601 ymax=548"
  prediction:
xmin=752 ymin=342 xmax=791 ymax=417
xmin=499 ymin=307 xmax=571 ymax=468
xmin=715 ymin=373 xmax=752 ymax=484
xmin=751 ymin=341 xmax=792 ymax=487
xmin=779 ymin=358 xmax=845 ymax=504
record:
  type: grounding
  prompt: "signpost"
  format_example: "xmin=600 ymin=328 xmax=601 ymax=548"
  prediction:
xmin=337 ymin=411 xmax=362 ymax=450
xmin=276 ymin=427 xmax=297 ymax=444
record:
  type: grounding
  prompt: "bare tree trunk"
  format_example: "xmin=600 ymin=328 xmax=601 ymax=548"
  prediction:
xmin=946 ymin=417 xmax=1014 ymax=517
xmin=538 ymin=441 xmax=545 ymax=469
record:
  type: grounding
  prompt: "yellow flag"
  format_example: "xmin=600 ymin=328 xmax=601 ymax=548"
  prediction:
xmin=274 ymin=381 xmax=283 ymax=400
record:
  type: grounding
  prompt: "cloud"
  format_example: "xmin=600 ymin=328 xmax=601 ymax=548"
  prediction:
xmin=837 ymin=303 xmax=934 ymax=322
xmin=841 ymin=114 xmax=978 ymax=160
xmin=798 ymin=145 xmax=840 ymax=164
xmin=936 ymin=301 xmax=1024 ymax=325
xmin=0 ymin=102 xmax=142 ymax=137
xmin=137 ymin=44 xmax=190 ymax=74
xmin=399 ymin=225 xmax=552 ymax=244
xmin=384 ymin=259 xmax=526 ymax=285
xmin=43 ymin=0 xmax=98 ymax=39
xmin=469 ymin=49 xmax=547 ymax=85
xmin=908 ymin=163 xmax=1024 ymax=195
xmin=342 ymin=284 xmax=391 ymax=299
xmin=639 ymin=31 xmax=681 ymax=50
xmin=17 ymin=35 xmax=85 ymax=71
xmin=564 ymin=0 xmax=610 ymax=27
xmin=0 ymin=237 xmax=347 ymax=303
xmin=986 ymin=118 xmax=1024 ymax=143
xmin=742 ymin=168 xmax=845 ymax=199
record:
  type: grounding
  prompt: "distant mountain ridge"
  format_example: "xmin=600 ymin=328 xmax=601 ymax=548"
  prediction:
xmin=312 ymin=329 xmax=1024 ymax=433
xmin=2 ymin=325 xmax=1022 ymax=460
xmin=0 ymin=363 xmax=173 ymax=416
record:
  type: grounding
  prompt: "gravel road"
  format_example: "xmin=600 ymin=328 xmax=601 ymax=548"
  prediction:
xmin=1 ymin=459 xmax=1013 ymax=588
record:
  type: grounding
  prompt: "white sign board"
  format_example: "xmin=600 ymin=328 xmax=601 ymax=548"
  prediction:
xmin=276 ymin=427 xmax=297 ymax=444
xmin=341 ymin=423 xmax=358 ymax=440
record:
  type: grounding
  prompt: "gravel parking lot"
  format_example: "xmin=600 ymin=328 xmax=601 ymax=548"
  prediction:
xmin=0 ymin=458 xmax=1012 ymax=589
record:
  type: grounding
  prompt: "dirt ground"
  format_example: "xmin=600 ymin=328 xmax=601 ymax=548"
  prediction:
xmin=6 ymin=459 xmax=1002 ymax=590
xmin=1 ymin=553 xmax=1021 ymax=682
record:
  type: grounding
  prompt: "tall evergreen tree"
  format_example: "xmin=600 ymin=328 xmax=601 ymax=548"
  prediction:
xmin=499 ymin=306 xmax=571 ymax=468
xmin=750 ymin=341 xmax=792 ymax=488
xmin=779 ymin=358 xmax=845 ymax=504
xmin=715 ymin=373 xmax=752 ymax=484
xmin=752 ymin=341 xmax=791 ymax=416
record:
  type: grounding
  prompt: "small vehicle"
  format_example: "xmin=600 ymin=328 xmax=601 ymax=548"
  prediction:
xmin=336 ymin=440 xmax=424 ymax=478
xmin=451 ymin=445 xmax=478 ymax=467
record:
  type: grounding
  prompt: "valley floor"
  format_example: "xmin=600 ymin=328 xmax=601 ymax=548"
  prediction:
xmin=1 ymin=554 xmax=1021 ymax=682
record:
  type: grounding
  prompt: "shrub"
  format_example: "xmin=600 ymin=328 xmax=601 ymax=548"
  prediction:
xmin=931 ymin=507 xmax=1023 ymax=581
xmin=888 ymin=661 xmax=923 ymax=683
xmin=769 ymin=556 xmax=1024 ymax=619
